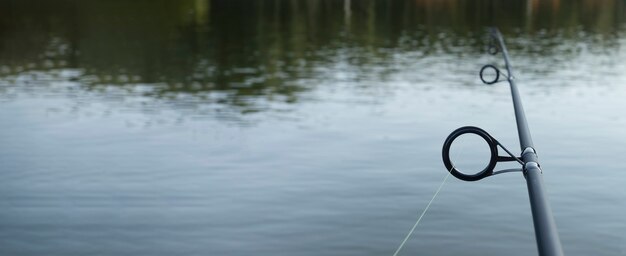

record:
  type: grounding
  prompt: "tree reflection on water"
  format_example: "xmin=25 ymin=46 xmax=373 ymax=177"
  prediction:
xmin=0 ymin=0 xmax=624 ymax=118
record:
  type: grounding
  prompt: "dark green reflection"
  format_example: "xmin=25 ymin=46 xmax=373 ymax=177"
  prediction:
xmin=0 ymin=0 xmax=624 ymax=113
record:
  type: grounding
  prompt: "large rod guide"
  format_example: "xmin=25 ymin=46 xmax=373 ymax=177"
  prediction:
xmin=441 ymin=28 xmax=564 ymax=256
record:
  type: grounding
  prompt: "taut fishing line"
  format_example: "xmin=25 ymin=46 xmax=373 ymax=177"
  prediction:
xmin=390 ymin=141 xmax=465 ymax=256
xmin=390 ymin=170 xmax=451 ymax=256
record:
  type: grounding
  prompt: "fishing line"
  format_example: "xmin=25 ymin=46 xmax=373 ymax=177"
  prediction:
xmin=391 ymin=170 xmax=451 ymax=256
xmin=391 ymin=141 xmax=465 ymax=256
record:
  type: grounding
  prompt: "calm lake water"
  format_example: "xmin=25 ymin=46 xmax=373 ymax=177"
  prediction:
xmin=1 ymin=1 xmax=626 ymax=255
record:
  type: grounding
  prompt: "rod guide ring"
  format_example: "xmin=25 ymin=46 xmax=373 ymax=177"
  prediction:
xmin=479 ymin=64 xmax=500 ymax=85
xmin=442 ymin=126 xmax=498 ymax=181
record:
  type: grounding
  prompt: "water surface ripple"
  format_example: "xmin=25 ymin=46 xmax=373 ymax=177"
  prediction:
xmin=1 ymin=1 xmax=626 ymax=255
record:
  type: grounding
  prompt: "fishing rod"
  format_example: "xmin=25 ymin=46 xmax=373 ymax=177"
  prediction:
xmin=441 ymin=28 xmax=564 ymax=256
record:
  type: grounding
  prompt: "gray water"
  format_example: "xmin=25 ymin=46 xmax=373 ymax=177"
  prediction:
xmin=1 ymin=1 xmax=626 ymax=255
